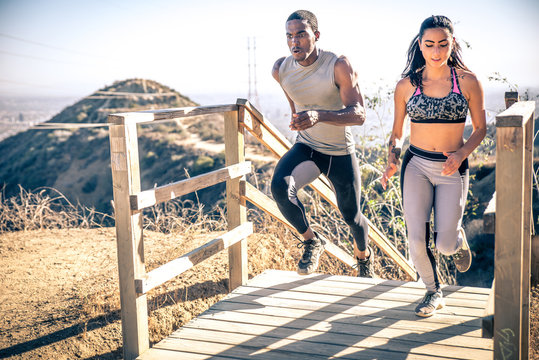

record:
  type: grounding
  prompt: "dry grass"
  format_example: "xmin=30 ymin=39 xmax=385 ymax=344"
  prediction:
xmin=0 ymin=185 xmax=112 ymax=232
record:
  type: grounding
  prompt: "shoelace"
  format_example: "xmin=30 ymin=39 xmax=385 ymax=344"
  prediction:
xmin=421 ymin=292 xmax=441 ymax=305
xmin=297 ymin=239 xmax=320 ymax=261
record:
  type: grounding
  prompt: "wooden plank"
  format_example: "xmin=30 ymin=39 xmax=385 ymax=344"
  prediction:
xmin=243 ymin=275 xmax=488 ymax=308
xmin=495 ymin=101 xmax=535 ymax=127
xmin=129 ymin=161 xmax=252 ymax=210
xmin=108 ymin=104 xmax=237 ymax=125
xmin=208 ymin=300 xmax=485 ymax=338
xmin=229 ymin=286 xmax=486 ymax=317
xmin=137 ymin=348 xmax=243 ymax=360
xmin=494 ymin=123 xmax=525 ymax=360
xmin=157 ymin=332 xmax=450 ymax=360
xmin=482 ymin=280 xmax=495 ymax=338
xmin=253 ymin=269 xmax=491 ymax=297
xmin=224 ymin=110 xmax=248 ymax=291
xmin=108 ymin=121 xmax=149 ymax=360
xmin=154 ymin=337 xmax=344 ymax=360
xmin=179 ymin=318 xmax=492 ymax=358
xmin=483 ymin=192 xmax=496 ymax=234
xmin=241 ymin=182 xmax=356 ymax=267
xmin=135 ymin=222 xmax=253 ymax=294
xmin=223 ymin=290 xmax=482 ymax=327
xmin=191 ymin=310 xmax=493 ymax=350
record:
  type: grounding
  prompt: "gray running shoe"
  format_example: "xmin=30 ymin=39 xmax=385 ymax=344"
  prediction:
xmin=415 ymin=290 xmax=444 ymax=317
xmin=453 ymin=228 xmax=472 ymax=272
xmin=297 ymin=233 xmax=326 ymax=275
xmin=356 ymin=246 xmax=374 ymax=278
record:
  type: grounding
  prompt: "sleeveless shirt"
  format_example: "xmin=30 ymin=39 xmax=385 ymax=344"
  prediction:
xmin=279 ymin=49 xmax=355 ymax=155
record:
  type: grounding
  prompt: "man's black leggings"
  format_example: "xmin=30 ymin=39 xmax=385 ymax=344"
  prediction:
xmin=270 ymin=143 xmax=369 ymax=251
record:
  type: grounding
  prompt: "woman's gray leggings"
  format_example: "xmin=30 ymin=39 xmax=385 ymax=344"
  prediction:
xmin=401 ymin=145 xmax=469 ymax=292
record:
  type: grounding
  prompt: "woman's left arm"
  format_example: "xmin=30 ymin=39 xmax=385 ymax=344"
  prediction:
xmin=442 ymin=72 xmax=487 ymax=176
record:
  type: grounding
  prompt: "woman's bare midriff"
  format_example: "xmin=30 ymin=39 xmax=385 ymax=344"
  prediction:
xmin=410 ymin=122 xmax=465 ymax=152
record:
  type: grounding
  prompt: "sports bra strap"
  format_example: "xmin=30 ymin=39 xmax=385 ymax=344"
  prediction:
xmin=413 ymin=86 xmax=421 ymax=96
xmin=452 ymin=68 xmax=461 ymax=95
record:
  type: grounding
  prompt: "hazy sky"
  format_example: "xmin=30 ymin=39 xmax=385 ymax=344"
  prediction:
xmin=0 ymin=0 xmax=538 ymax=99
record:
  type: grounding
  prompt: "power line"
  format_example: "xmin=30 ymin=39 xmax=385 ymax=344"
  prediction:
xmin=0 ymin=33 xmax=102 ymax=58
xmin=0 ymin=78 xmax=56 ymax=89
xmin=0 ymin=50 xmax=89 ymax=66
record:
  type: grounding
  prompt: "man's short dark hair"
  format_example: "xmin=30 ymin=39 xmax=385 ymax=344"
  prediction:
xmin=287 ymin=10 xmax=318 ymax=33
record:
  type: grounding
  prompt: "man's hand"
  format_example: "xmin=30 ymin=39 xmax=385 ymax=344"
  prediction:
xmin=289 ymin=110 xmax=319 ymax=131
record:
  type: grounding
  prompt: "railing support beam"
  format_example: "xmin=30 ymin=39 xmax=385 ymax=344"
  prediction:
xmin=225 ymin=109 xmax=248 ymax=291
xmin=109 ymin=120 xmax=149 ymax=360
xmin=493 ymin=100 xmax=535 ymax=360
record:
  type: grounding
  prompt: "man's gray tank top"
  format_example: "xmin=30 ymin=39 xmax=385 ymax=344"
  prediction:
xmin=279 ymin=49 xmax=355 ymax=155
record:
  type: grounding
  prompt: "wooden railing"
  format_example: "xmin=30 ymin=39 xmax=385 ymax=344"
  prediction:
xmin=480 ymin=93 xmax=535 ymax=360
xmin=107 ymin=99 xmax=416 ymax=359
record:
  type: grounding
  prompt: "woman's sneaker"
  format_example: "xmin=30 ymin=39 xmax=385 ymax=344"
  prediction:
xmin=297 ymin=232 xmax=326 ymax=275
xmin=356 ymin=246 xmax=374 ymax=278
xmin=453 ymin=228 xmax=472 ymax=272
xmin=415 ymin=290 xmax=444 ymax=317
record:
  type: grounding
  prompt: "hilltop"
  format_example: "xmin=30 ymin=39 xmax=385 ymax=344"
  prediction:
xmin=0 ymin=79 xmax=269 ymax=214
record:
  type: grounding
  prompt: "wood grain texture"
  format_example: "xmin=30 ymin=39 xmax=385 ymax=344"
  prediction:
xmin=138 ymin=269 xmax=493 ymax=360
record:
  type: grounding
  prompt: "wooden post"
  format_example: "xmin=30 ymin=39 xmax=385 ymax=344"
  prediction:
xmin=224 ymin=110 xmax=248 ymax=290
xmin=108 ymin=119 xmax=149 ymax=360
xmin=504 ymin=91 xmax=519 ymax=109
xmin=521 ymin=106 xmax=534 ymax=360
xmin=494 ymin=100 xmax=535 ymax=360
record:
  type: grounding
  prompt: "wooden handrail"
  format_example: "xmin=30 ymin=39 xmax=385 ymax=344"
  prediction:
xmin=241 ymin=181 xmax=356 ymax=268
xmin=135 ymin=222 xmax=253 ymax=294
xmin=107 ymin=99 xmax=422 ymax=358
xmin=129 ymin=161 xmax=252 ymax=211
xmin=108 ymin=104 xmax=238 ymax=125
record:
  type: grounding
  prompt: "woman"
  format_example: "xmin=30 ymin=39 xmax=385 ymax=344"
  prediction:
xmin=381 ymin=15 xmax=486 ymax=317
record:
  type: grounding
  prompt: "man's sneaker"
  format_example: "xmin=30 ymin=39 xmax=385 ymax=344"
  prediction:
xmin=297 ymin=232 xmax=326 ymax=275
xmin=415 ymin=290 xmax=444 ymax=317
xmin=356 ymin=246 xmax=374 ymax=278
xmin=453 ymin=228 xmax=472 ymax=272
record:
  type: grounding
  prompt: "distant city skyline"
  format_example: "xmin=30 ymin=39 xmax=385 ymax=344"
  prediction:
xmin=0 ymin=0 xmax=538 ymax=99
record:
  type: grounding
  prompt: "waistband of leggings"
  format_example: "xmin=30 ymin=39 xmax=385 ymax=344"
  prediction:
xmin=408 ymin=145 xmax=447 ymax=162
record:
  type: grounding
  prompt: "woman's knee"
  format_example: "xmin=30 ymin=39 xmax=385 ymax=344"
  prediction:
xmin=435 ymin=230 xmax=459 ymax=255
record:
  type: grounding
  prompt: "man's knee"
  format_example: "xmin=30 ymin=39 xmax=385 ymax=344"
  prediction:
xmin=435 ymin=230 xmax=459 ymax=255
xmin=342 ymin=211 xmax=367 ymax=229
xmin=271 ymin=175 xmax=289 ymax=202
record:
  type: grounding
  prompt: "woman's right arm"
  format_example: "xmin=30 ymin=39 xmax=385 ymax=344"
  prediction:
xmin=381 ymin=79 xmax=409 ymax=189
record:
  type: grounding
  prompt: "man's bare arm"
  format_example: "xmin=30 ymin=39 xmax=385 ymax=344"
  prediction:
xmin=272 ymin=57 xmax=296 ymax=115
xmin=291 ymin=56 xmax=366 ymax=130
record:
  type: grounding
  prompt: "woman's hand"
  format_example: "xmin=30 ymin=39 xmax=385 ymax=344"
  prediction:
xmin=381 ymin=163 xmax=398 ymax=190
xmin=441 ymin=151 xmax=465 ymax=176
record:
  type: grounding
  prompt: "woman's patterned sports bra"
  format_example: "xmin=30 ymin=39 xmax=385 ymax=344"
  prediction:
xmin=406 ymin=67 xmax=468 ymax=124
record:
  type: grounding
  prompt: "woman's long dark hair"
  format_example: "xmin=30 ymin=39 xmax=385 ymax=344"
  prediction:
xmin=402 ymin=15 xmax=469 ymax=86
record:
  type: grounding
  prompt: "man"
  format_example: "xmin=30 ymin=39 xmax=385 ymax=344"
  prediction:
xmin=271 ymin=10 xmax=373 ymax=277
